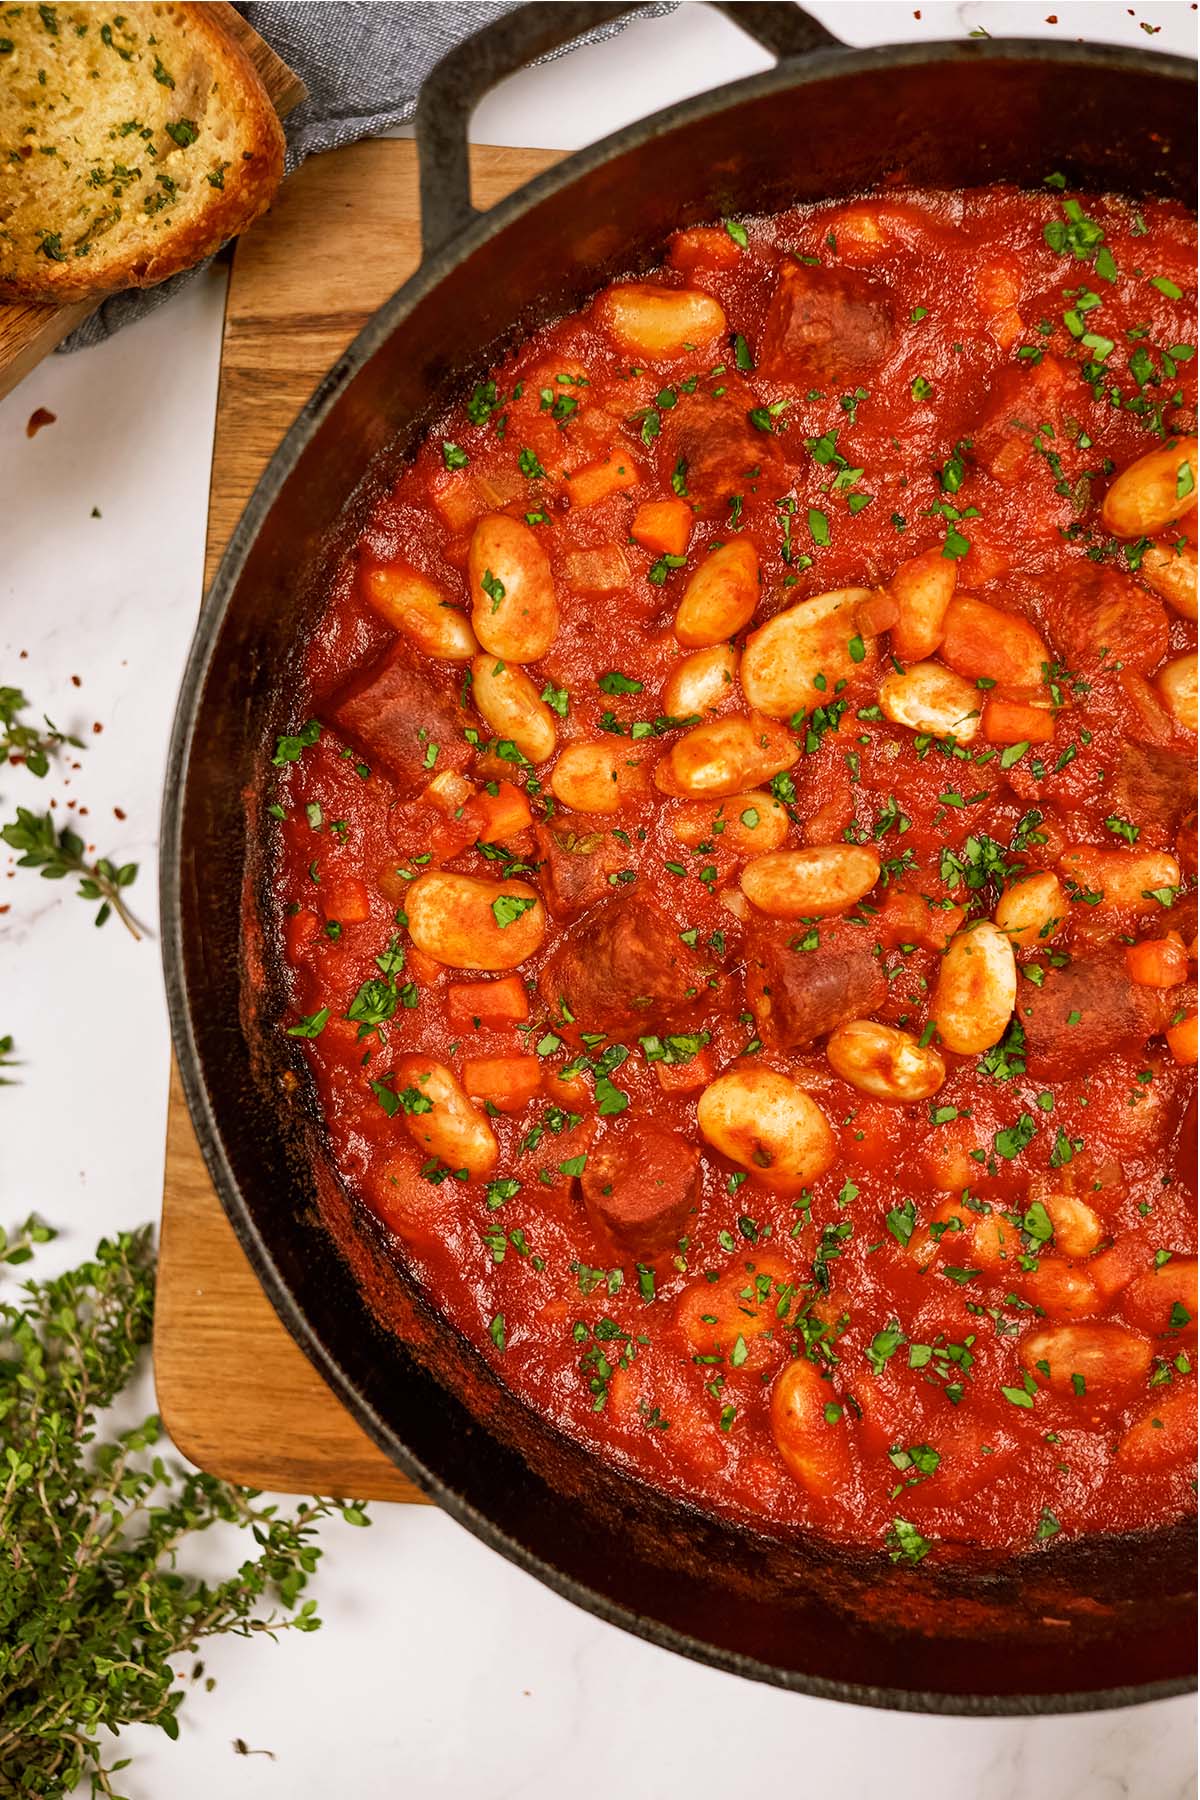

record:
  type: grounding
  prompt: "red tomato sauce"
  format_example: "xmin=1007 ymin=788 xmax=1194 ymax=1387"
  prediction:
xmin=272 ymin=183 xmax=1198 ymax=1560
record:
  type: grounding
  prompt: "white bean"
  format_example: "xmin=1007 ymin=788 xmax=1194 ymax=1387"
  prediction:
xmin=994 ymin=870 xmax=1067 ymax=947
xmin=653 ymin=714 xmax=799 ymax=797
xmin=740 ymin=845 xmax=880 ymax=918
xmin=1139 ymin=539 xmax=1198 ymax=621
xmin=740 ymin=588 xmax=875 ymax=719
xmin=1020 ymin=1322 xmax=1152 ymax=1400
xmin=878 ymin=660 xmax=981 ymax=741
xmin=1058 ymin=846 xmax=1182 ymax=914
xmin=407 ymin=871 xmax=545 ymax=970
xmin=670 ymin=790 xmax=788 ymax=855
xmin=594 ymin=282 xmax=727 ymax=356
xmin=674 ymin=539 xmax=760 ymax=647
xmin=471 ymin=654 xmax=557 ymax=763
xmin=888 ymin=549 xmax=956 ymax=661
xmin=662 ymin=643 xmax=738 ymax=719
xmin=1101 ymin=437 xmax=1199 ymax=539
xmin=826 ymin=1019 xmax=945 ymax=1103
xmin=363 ymin=564 xmax=478 ymax=660
xmin=697 ymin=1066 xmax=836 ymax=1191
xmin=930 ymin=921 xmax=1016 ymax=1054
xmin=770 ymin=1358 xmax=851 ymax=1499
xmin=390 ymin=1056 xmax=498 ymax=1179
xmin=551 ymin=741 xmax=647 ymax=813
xmin=1157 ymin=653 xmax=1197 ymax=733
xmin=468 ymin=513 xmax=558 ymax=662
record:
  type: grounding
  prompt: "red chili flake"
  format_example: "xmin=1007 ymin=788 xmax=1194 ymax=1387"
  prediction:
xmin=92 ymin=721 xmax=103 ymax=734
xmin=71 ymin=674 xmax=82 ymax=687
xmin=1045 ymin=12 xmax=1057 ymax=19
xmin=26 ymin=407 xmax=56 ymax=438
xmin=114 ymin=806 xmax=126 ymax=820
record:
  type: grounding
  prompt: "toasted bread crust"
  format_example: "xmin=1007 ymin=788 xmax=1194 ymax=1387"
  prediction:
xmin=0 ymin=3 xmax=285 ymax=303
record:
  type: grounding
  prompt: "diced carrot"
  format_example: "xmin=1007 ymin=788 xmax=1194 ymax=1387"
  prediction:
xmin=876 ymin=888 xmax=965 ymax=952
xmin=1125 ymin=932 xmax=1189 ymax=989
xmin=981 ymin=695 xmax=1056 ymax=745
xmin=285 ymin=909 xmax=321 ymax=961
xmin=668 ymin=226 xmax=742 ymax=273
xmin=429 ymin=471 xmax=478 ymax=531
xmin=655 ymin=1048 xmax=714 ymax=1093
xmin=562 ymin=544 xmax=630 ymax=592
xmin=424 ymin=768 xmax=475 ymax=816
xmin=463 ymin=1055 xmax=542 ymax=1113
xmin=446 ymin=975 xmax=529 ymax=1031
xmin=630 ymin=498 xmax=692 ymax=558
xmin=1166 ymin=1013 xmax=1198 ymax=1065
xmin=321 ymin=875 xmax=371 ymax=924
xmin=856 ymin=589 xmax=899 ymax=635
xmin=567 ymin=454 xmax=640 ymax=510
xmin=406 ymin=946 xmax=443 ymax=986
xmin=545 ymin=1070 xmax=590 ymax=1110
xmin=472 ymin=780 xmax=533 ymax=843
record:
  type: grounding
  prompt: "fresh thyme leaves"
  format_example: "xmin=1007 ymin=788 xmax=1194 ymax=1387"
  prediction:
xmin=0 ymin=1033 xmax=16 ymax=1087
xmin=1 ymin=807 xmax=141 ymax=938
xmin=0 ymin=687 xmax=83 ymax=778
xmin=0 ymin=1228 xmax=369 ymax=1799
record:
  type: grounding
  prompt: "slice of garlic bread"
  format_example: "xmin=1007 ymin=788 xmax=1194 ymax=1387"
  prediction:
xmin=0 ymin=2 xmax=285 ymax=302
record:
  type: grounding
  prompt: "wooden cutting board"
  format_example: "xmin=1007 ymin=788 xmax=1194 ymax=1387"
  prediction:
xmin=0 ymin=4 xmax=305 ymax=400
xmin=155 ymin=136 xmax=562 ymax=1500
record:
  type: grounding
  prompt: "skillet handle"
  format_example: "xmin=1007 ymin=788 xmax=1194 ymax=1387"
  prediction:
xmin=414 ymin=0 xmax=845 ymax=259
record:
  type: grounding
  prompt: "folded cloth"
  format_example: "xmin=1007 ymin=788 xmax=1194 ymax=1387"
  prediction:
xmin=61 ymin=0 xmax=672 ymax=351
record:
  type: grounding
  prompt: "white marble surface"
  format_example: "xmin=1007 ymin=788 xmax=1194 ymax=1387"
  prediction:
xmin=0 ymin=2 xmax=1196 ymax=1794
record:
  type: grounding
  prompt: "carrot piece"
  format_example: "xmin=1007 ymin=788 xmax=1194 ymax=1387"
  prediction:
xmin=1166 ymin=1013 xmax=1198 ymax=1065
xmin=667 ymin=227 xmax=742 ymax=272
xmin=981 ymin=695 xmax=1056 ymax=745
xmin=473 ymin=780 xmax=533 ymax=843
xmin=630 ymin=498 xmax=692 ymax=558
xmin=856 ymin=589 xmax=899 ymax=635
xmin=446 ymin=975 xmax=529 ymax=1031
xmin=321 ymin=875 xmax=371 ymax=923
xmin=462 ymin=1054 xmax=542 ymax=1112
xmin=406 ymin=946 xmax=443 ymax=986
xmin=1125 ymin=933 xmax=1189 ymax=989
xmin=567 ymin=454 xmax=640 ymax=510
xmin=655 ymin=1048 xmax=714 ymax=1093
xmin=285 ymin=909 xmax=321 ymax=961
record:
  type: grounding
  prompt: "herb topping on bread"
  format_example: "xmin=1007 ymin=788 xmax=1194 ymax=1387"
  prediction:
xmin=0 ymin=2 xmax=285 ymax=302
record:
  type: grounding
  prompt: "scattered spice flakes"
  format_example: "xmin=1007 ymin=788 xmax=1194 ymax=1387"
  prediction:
xmin=92 ymin=720 xmax=103 ymax=734
xmin=25 ymin=406 xmax=55 ymax=438
xmin=113 ymin=805 xmax=126 ymax=820
xmin=70 ymin=674 xmax=81 ymax=687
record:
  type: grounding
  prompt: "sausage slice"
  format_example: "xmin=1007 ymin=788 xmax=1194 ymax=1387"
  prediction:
xmin=539 ymin=895 xmax=715 ymax=1038
xmin=745 ymin=918 xmax=886 ymax=1050
xmin=582 ymin=1124 xmax=699 ymax=1256
xmin=325 ymin=640 xmax=470 ymax=799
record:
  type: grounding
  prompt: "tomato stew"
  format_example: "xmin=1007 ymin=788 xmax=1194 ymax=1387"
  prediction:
xmin=272 ymin=184 xmax=1198 ymax=1561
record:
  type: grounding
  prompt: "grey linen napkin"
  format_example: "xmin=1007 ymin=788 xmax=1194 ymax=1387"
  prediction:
xmin=60 ymin=0 xmax=672 ymax=350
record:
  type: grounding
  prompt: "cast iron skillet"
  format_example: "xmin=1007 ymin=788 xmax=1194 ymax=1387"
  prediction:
xmin=162 ymin=1 xmax=1198 ymax=1712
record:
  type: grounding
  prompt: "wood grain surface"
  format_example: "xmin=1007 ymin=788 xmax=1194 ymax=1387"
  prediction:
xmin=155 ymin=138 xmax=562 ymax=1500
xmin=0 ymin=3 xmax=305 ymax=403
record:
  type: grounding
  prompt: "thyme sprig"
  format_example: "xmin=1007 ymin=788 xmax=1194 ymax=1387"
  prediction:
xmin=0 ymin=687 xmax=83 ymax=779
xmin=0 ymin=808 xmax=142 ymax=939
xmin=0 ymin=1228 xmax=370 ymax=1798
